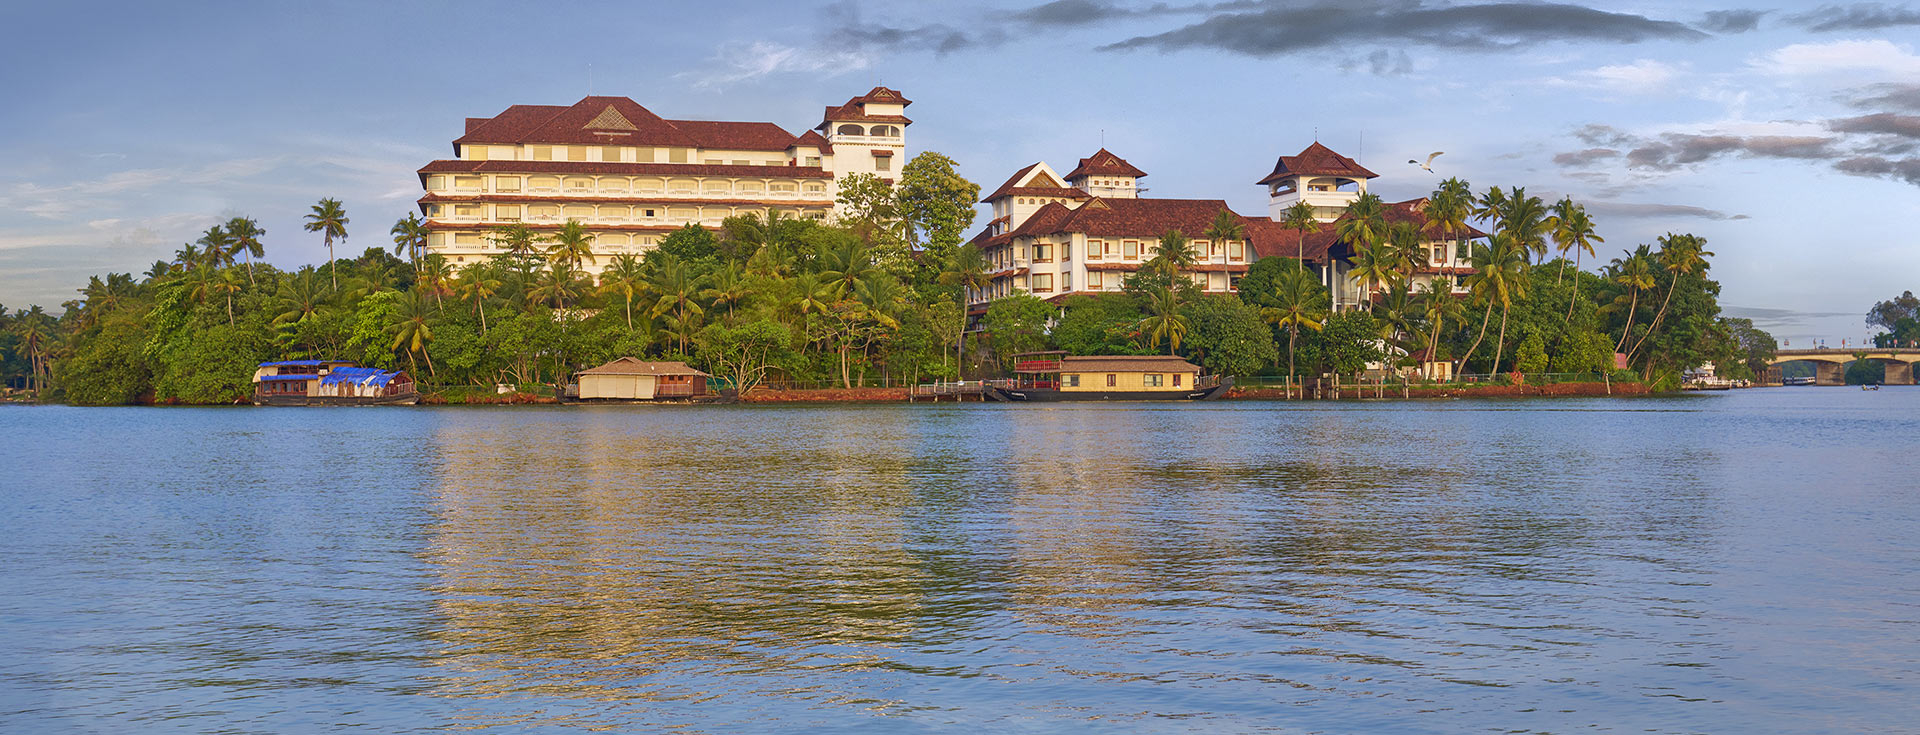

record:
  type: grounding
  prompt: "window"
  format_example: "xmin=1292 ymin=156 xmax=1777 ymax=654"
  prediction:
xmin=876 ymin=156 xmax=891 ymax=172
xmin=567 ymin=146 xmax=586 ymax=162
xmin=1064 ymin=374 xmax=1080 ymax=387
xmin=425 ymin=205 xmax=442 ymax=218
xmin=466 ymin=145 xmax=487 ymax=161
xmin=602 ymin=146 xmax=623 ymax=162
xmin=453 ymin=232 xmax=481 ymax=245
xmin=1087 ymin=240 xmax=1104 ymax=259
xmin=564 ymin=177 xmax=592 ymax=192
xmin=426 ymin=175 xmax=446 ymax=190
xmin=563 ymin=205 xmax=593 ymax=220
xmin=668 ymin=148 xmax=689 ymax=163
xmin=1173 ymin=373 xmax=1182 ymax=386
xmin=1144 ymin=374 xmax=1165 ymax=387
xmin=453 ymin=204 xmax=482 ymax=218
xmin=532 ymin=146 xmax=552 ymax=161
xmin=1106 ymin=374 xmax=1116 ymax=387
xmin=600 ymin=178 xmax=629 ymax=194
xmin=837 ymin=123 xmax=864 ymax=135
xmin=530 ymin=205 xmax=560 ymax=221
xmin=669 ymin=207 xmax=697 ymax=220
xmin=703 ymin=180 xmax=730 ymax=194
xmin=805 ymin=156 xmax=821 ymax=167
xmin=802 ymin=182 xmax=824 ymax=193
xmin=770 ymin=182 xmax=795 ymax=193
xmin=495 ymin=205 xmax=521 ymax=221
xmin=634 ymin=147 xmax=654 ymax=163
xmin=636 ymin=178 xmax=663 ymax=194
xmin=730 ymin=160 xmax=749 ymax=166
xmin=494 ymin=176 xmax=520 ymax=193
xmin=642 ymin=208 xmax=656 ymax=218
xmin=1123 ymin=240 xmax=1138 ymax=259
xmin=1087 ymin=271 xmax=1103 ymax=288
xmin=1229 ymin=241 xmax=1245 ymax=260
xmin=704 ymin=159 xmax=722 ymax=165
xmin=1033 ymin=273 xmax=1053 ymax=292
xmin=453 ymin=176 xmax=483 ymax=191
xmin=668 ymin=178 xmax=697 ymax=194
xmin=1033 ymin=244 xmax=1053 ymax=262
xmin=492 ymin=146 xmax=515 ymax=160
xmin=529 ymin=176 xmax=560 ymax=192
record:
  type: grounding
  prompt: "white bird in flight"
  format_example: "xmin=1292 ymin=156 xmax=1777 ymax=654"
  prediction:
xmin=1409 ymin=151 xmax=1444 ymax=173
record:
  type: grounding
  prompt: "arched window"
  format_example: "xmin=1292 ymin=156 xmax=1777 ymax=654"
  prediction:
xmin=836 ymin=124 xmax=865 ymax=136
xmin=871 ymin=125 xmax=899 ymax=137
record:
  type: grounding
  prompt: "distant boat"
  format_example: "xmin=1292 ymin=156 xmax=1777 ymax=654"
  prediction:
xmin=252 ymin=360 xmax=418 ymax=406
xmin=984 ymin=352 xmax=1230 ymax=402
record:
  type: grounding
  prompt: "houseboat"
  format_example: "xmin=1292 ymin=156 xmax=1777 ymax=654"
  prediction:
xmin=567 ymin=357 xmax=713 ymax=402
xmin=985 ymin=351 xmax=1230 ymax=401
xmin=252 ymin=360 xmax=418 ymax=406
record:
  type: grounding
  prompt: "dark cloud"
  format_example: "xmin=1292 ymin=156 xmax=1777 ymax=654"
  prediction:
xmin=1623 ymin=134 xmax=1838 ymax=171
xmin=1099 ymin=1 xmax=1705 ymax=56
xmin=1553 ymin=148 xmax=1620 ymax=167
xmin=1016 ymin=0 xmax=1132 ymax=26
xmin=1786 ymin=3 xmax=1920 ymax=31
xmin=1698 ymin=9 xmax=1768 ymax=33
xmin=1339 ymin=48 xmax=1412 ymax=75
xmin=1583 ymin=201 xmax=1750 ymax=221
xmin=1573 ymin=124 xmax=1635 ymax=148
xmin=1830 ymin=113 xmax=1920 ymax=139
xmin=1833 ymin=156 xmax=1920 ymax=186
xmin=1847 ymin=83 xmax=1920 ymax=113
xmin=822 ymin=2 xmax=995 ymax=53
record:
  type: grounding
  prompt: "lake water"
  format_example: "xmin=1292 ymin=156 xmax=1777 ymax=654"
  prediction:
xmin=3 ymin=390 xmax=1918 ymax=733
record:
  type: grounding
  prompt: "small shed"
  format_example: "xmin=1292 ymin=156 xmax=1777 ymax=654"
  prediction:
xmin=1056 ymin=355 xmax=1202 ymax=392
xmin=575 ymin=358 xmax=710 ymax=400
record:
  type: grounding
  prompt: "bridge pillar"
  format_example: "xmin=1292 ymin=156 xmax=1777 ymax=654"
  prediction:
xmin=1816 ymin=362 xmax=1847 ymax=386
xmin=1885 ymin=361 xmax=1915 ymax=386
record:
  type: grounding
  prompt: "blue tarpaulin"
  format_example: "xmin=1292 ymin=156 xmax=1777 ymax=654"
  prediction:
xmin=259 ymin=360 xmax=330 ymax=367
xmin=320 ymin=367 xmax=400 ymax=388
xmin=257 ymin=374 xmax=315 ymax=381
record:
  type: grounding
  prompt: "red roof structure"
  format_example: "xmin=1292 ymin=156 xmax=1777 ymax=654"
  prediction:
xmin=452 ymin=97 xmax=806 ymax=153
xmin=982 ymin=163 xmax=1092 ymax=202
xmin=816 ymin=87 xmax=915 ymax=130
xmin=1007 ymin=197 xmax=1250 ymax=239
xmin=418 ymin=160 xmax=832 ymax=179
xmin=1256 ymin=142 xmax=1379 ymax=185
xmin=1064 ymin=148 xmax=1148 ymax=180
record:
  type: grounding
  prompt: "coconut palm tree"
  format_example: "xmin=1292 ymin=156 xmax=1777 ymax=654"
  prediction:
xmin=700 ymin=261 xmax=752 ymax=322
xmin=1140 ymin=287 xmax=1189 ymax=355
xmin=1263 ymin=268 xmax=1329 ymax=393
xmin=1149 ymin=229 xmax=1199 ymax=283
xmin=387 ymin=289 xmax=436 ymax=377
xmin=1203 ymin=209 xmax=1246 ymax=265
xmin=597 ymin=254 xmax=649 ymax=328
xmin=1482 ymin=235 xmax=1531 ymax=375
xmin=647 ymin=256 xmax=706 ymax=354
xmin=454 ymin=263 xmax=501 ymax=336
xmin=1607 ymin=246 xmax=1658 ymax=355
xmin=1474 ymin=186 xmax=1509 ymax=232
xmin=1416 ymin=280 xmax=1465 ymax=379
xmin=1498 ymin=188 xmax=1550 ymax=263
xmin=1626 ymin=233 xmax=1712 ymax=365
xmin=416 ymin=253 xmax=454 ymax=309
xmin=1458 ymin=234 xmax=1525 ymax=375
xmin=224 ymin=217 xmax=266 ymax=285
xmin=530 ymin=262 xmax=586 ymax=311
xmin=1386 ymin=220 xmax=1426 ymax=284
xmin=212 ymin=267 xmax=244 ymax=325
xmin=488 ymin=222 xmax=545 ymax=274
xmin=272 ymin=268 xmax=331 ymax=327
xmin=938 ymin=244 xmax=991 ymax=376
xmin=197 ymin=225 xmax=234 ymax=270
xmin=172 ymin=242 xmax=203 ymax=271
xmin=1548 ymin=198 xmax=1603 ymax=322
xmin=1347 ymin=240 xmax=1400 ymax=304
xmin=547 ymin=219 xmax=596 ymax=275
xmin=304 ymin=198 xmax=349 ymax=291
xmin=819 ymin=237 xmax=877 ymax=297
xmin=10 ymin=306 xmax=55 ymax=395
xmin=390 ymin=213 xmax=430 ymax=268
xmin=1280 ymin=200 xmax=1319 ymax=271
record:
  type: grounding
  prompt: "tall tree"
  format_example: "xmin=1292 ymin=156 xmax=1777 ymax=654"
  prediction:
xmin=387 ymin=289 xmax=436 ymax=377
xmin=648 ymin=256 xmax=707 ymax=354
xmin=597 ymin=254 xmax=648 ymax=329
xmin=1547 ymin=198 xmax=1603 ymax=320
xmin=547 ymin=219 xmax=596 ymax=275
xmin=1627 ymin=233 xmax=1712 ymax=365
xmin=304 ymin=198 xmax=350 ymax=290
xmin=390 ymin=213 xmax=430 ymax=268
xmin=1607 ymin=245 xmax=1658 ymax=355
xmin=1203 ymin=209 xmax=1246 ymax=265
xmin=1279 ymin=200 xmax=1319 ymax=271
xmin=1149 ymin=229 xmax=1199 ymax=284
xmin=897 ymin=151 xmax=981 ymax=257
xmin=454 ymin=263 xmax=501 ymax=336
xmin=1262 ymin=268 xmax=1329 ymax=391
xmin=938 ymin=244 xmax=991 ymax=377
xmin=1141 ymin=287 xmax=1190 ymax=355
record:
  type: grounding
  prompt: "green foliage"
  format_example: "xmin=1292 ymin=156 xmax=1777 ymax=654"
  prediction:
xmin=982 ymin=291 xmax=1053 ymax=367
xmin=1311 ymin=310 xmax=1382 ymax=375
xmin=1180 ymin=295 xmax=1279 ymax=377
xmin=1051 ymin=294 xmax=1146 ymax=356
xmin=1514 ymin=330 xmax=1549 ymax=374
xmin=658 ymin=222 xmax=719 ymax=262
xmin=55 ymin=317 xmax=152 ymax=405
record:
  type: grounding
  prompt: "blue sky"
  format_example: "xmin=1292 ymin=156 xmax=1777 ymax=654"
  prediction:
xmin=4 ymin=0 xmax=1918 ymax=343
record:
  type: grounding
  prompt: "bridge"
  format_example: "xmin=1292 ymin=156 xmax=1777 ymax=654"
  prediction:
xmin=1769 ymin=348 xmax=1920 ymax=385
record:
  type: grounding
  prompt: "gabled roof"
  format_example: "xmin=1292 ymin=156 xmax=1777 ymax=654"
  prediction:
xmin=982 ymin=163 xmax=1091 ymax=202
xmin=791 ymin=129 xmax=834 ymax=153
xmin=1059 ymin=355 xmax=1203 ymax=373
xmin=1256 ymin=142 xmax=1379 ymax=185
xmin=577 ymin=357 xmax=710 ymax=377
xmin=1007 ymin=197 xmax=1251 ymax=239
xmin=1244 ymin=197 xmax=1486 ymax=263
xmin=816 ymin=87 xmax=914 ymax=130
xmin=453 ymin=97 xmax=806 ymax=152
xmin=1064 ymin=148 xmax=1148 ymax=180
xmin=417 ymin=160 xmax=832 ymax=179
xmin=848 ymin=86 xmax=912 ymax=107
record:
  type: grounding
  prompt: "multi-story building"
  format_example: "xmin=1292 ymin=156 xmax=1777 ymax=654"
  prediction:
xmin=417 ymin=87 xmax=911 ymax=274
xmin=965 ymin=142 xmax=1481 ymax=314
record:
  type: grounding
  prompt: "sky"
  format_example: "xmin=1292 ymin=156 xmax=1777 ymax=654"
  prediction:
xmin=2 ymin=0 xmax=1917 ymax=344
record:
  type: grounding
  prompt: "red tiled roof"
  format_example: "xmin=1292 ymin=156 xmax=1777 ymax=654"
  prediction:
xmin=1009 ymin=197 xmax=1251 ymax=240
xmin=791 ymin=130 xmax=833 ymax=153
xmin=848 ymin=86 xmax=912 ymax=107
xmin=1244 ymin=197 xmax=1486 ymax=263
xmin=418 ymin=160 xmax=833 ymax=179
xmin=816 ymin=107 xmax=913 ymax=129
xmin=1064 ymin=148 xmax=1148 ymax=180
xmin=418 ymin=194 xmax=831 ymax=208
xmin=983 ymin=163 xmax=1040 ymax=201
xmin=1256 ymin=142 xmax=1379 ymax=185
xmin=665 ymin=119 xmax=799 ymax=151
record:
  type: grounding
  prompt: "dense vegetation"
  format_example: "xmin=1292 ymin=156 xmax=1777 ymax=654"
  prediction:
xmin=3 ymin=161 xmax=1768 ymax=404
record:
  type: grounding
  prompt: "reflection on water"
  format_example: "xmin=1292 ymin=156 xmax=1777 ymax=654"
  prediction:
xmin=5 ymin=391 xmax=1920 ymax=732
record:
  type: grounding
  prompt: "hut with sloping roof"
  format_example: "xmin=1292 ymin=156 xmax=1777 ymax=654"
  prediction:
xmin=573 ymin=357 xmax=709 ymax=400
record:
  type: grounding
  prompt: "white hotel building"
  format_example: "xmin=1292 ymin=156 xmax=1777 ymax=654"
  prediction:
xmin=417 ymin=87 xmax=912 ymax=274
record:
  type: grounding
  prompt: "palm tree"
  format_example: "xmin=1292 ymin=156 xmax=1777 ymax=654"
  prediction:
xmin=1374 ymin=282 xmax=1417 ymax=357
xmin=1416 ymin=280 xmax=1465 ymax=380
xmin=387 ymin=289 xmax=436 ymax=377
xmin=272 ymin=268 xmax=331 ymax=327
xmin=699 ymin=261 xmax=752 ymax=321
xmin=183 ymin=263 xmax=219 ymax=305
xmin=597 ymin=254 xmax=649 ymax=328
xmin=416 ymin=253 xmax=454 ymax=309
xmin=1626 ymin=233 xmax=1712 ymax=365
xmin=172 ymin=242 xmax=203 ymax=271
xmin=547 ymin=219 xmax=596 ymax=275
xmin=1346 ymin=240 xmax=1400 ymax=304
xmin=488 ymin=223 xmax=546 ymax=272
xmin=304 ymin=198 xmax=349 ymax=290
xmin=1140 ymin=287 xmax=1190 ymax=355
xmin=647 ymin=256 xmax=707 ymax=354
xmin=1608 ymin=246 xmax=1657 ymax=355
xmin=1548 ymin=198 xmax=1603 ymax=321
xmin=454 ymin=264 xmax=501 ymax=336
xmin=212 ymin=267 xmax=244 ymax=325
xmin=1279 ymin=200 xmax=1319 ymax=271
xmin=819 ymin=237 xmax=877 ymax=297
xmin=1474 ymin=186 xmax=1509 ymax=232
xmin=1263 ymin=268 xmax=1329 ymax=393
xmin=197 ymin=225 xmax=234 ymax=269
xmin=1203 ymin=209 xmax=1246 ymax=265
xmin=938 ymin=244 xmax=991 ymax=376
xmin=225 ymin=217 xmax=266 ymax=285
xmin=1386 ymin=220 xmax=1426 ymax=284
xmin=390 ymin=213 xmax=430 ymax=268
xmin=1458 ymin=234 xmax=1527 ymax=375
xmin=1423 ymin=180 xmax=1472 ymax=274
xmin=11 ymin=306 xmax=55 ymax=395
xmin=530 ymin=262 xmax=586 ymax=311
xmin=1150 ymin=229 xmax=1199 ymax=285
xmin=1498 ymin=188 xmax=1550 ymax=263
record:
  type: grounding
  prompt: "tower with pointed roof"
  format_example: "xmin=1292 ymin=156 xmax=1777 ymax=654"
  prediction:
xmin=816 ymin=87 xmax=911 ymax=185
xmin=1257 ymin=142 xmax=1377 ymax=222
xmin=1063 ymin=149 xmax=1147 ymax=199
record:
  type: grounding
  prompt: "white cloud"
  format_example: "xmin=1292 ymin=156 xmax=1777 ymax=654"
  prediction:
xmin=678 ymin=40 xmax=872 ymax=88
xmin=1754 ymin=39 xmax=1920 ymax=79
xmin=1550 ymin=59 xmax=1684 ymax=91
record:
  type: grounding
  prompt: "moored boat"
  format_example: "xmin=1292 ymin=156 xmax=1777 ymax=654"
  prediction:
xmin=984 ymin=351 xmax=1230 ymax=401
xmin=252 ymin=360 xmax=418 ymax=406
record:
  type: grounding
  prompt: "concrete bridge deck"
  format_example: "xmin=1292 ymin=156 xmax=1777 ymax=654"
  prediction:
xmin=1769 ymin=348 xmax=1920 ymax=385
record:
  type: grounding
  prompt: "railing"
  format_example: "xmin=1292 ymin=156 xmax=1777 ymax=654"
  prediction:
xmin=655 ymin=384 xmax=700 ymax=397
xmin=1014 ymin=359 xmax=1061 ymax=372
xmin=985 ymin=378 xmax=1058 ymax=390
